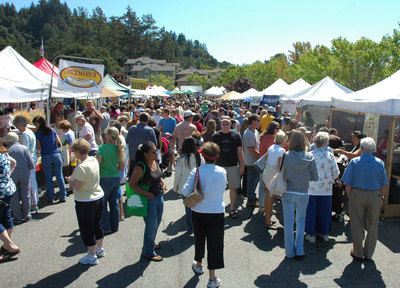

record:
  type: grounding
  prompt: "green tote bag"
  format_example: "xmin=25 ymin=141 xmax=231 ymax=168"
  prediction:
xmin=126 ymin=162 xmax=149 ymax=217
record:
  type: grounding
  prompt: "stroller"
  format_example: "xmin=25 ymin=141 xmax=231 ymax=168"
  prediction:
xmin=332 ymin=154 xmax=348 ymax=220
xmin=160 ymin=137 xmax=172 ymax=177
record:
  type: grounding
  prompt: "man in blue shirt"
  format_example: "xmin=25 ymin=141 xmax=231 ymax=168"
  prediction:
xmin=341 ymin=137 xmax=388 ymax=261
xmin=126 ymin=113 xmax=157 ymax=178
xmin=159 ymin=108 xmax=176 ymax=141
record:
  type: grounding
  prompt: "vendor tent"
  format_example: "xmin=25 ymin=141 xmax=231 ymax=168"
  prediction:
xmin=204 ymin=86 xmax=224 ymax=97
xmin=242 ymin=88 xmax=263 ymax=103
xmin=288 ymin=76 xmax=352 ymax=107
xmin=171 ymin=87 xmax=183 ymax=94
xmin=103 ymin=74 xmax=129 ymax=94
xmin=261 ymin=78 xmax=289 ymax=95
xmin=332 ymin=69 xmax=400 ymax=116
xmin=33 ymin=58 xmax=59 ymax=77
xmin=281 ymin=78 xmax=311 ymax=98
xmin=100 ymin=86 xmax=126 ymax=98
xmin=218 ymin=91 xmax=242 ymax=100
xmin=0 ymin=46 xmax=89 ymax=102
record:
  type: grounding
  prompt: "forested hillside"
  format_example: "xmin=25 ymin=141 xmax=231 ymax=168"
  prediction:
xmin=0 ymin=0 xmax=229 ymax=74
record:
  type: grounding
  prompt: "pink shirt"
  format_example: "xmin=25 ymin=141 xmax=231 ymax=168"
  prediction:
xmin=173 ymin=121 xmax=197 ymax=150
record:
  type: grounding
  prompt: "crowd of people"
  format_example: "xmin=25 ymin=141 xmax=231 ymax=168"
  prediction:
xmin=0 ymin=97 xmax=388 ymax=288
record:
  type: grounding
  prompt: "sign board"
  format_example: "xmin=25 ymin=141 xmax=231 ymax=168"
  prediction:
xmin=363 ymin=113 xmax=380 ymax=143
xmin=58 ymin=59 xmax=104 ymax=93
xmin=261 ymin=95 xmax=280 ymax=106
xmin=131 ymin=78 xmax=148 ymax=90
xmin=180 ymin=86 xmax=203 ymax=93
xmin=281 ymin=100 xmax=297 ymax=115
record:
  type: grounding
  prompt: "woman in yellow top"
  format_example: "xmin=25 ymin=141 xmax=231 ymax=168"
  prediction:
xmin=69 ymin=138 xmax=104 ymax=266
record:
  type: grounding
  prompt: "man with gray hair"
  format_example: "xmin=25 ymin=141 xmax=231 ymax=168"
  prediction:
xmin=341 ymin=137 xmax=388 ymax=261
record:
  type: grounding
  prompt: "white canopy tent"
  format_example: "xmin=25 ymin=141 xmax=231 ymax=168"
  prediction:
xmin=204 ymin=86 xmax=224 ymax=97
xmin=287 ymin=76 xmax=352 ymax=107
xmin=281 ymin=78 xmax=311 ymax=98
xmin=261 ymin=78 xmax=289 ymax=95
xmin=0 ymin=46 xmax=89 ymax=102
xmin=332 ymin=69 xmax=400 ymax=116
xmin=242 ymin=88 xmax=263 ymax=103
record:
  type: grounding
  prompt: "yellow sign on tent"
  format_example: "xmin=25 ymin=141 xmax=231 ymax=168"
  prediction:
xmin=131 ymin=78 xmax=147 ymax=90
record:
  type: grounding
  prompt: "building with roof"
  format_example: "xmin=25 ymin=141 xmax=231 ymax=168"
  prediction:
xmin=123 ymin=56 xmax=181 ymax=79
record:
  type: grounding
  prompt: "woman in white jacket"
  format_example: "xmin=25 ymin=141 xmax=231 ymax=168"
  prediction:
xmin=174 ymin=137 xmax=202 ymax=232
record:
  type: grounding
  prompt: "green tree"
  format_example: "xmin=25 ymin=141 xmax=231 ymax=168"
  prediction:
xmin=148 ymin=74 xmax=175 ymax=90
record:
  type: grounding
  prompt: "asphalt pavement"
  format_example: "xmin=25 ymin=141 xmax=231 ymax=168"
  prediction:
xmin=2 ymin=172 xmax=400 ymax=288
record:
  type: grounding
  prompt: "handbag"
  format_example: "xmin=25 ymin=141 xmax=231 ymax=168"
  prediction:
xmin=269 ymin=153 xmax=287 ymax=196
xmin=253 ymin=152 xmax=268 ymax=173
xmin=183 ymin=168 xmax=204 ymax=208
xmin=126 ymin=162 xmax=149 ymax=217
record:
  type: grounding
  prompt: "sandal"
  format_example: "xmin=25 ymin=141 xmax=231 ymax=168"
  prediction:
xmin=265 ymin=221 xmax=277 ymax=229
xmin=144 ymin=254 xmax=163 ymax=262
xmin=0 ymin=246 xmax=6 ymax=256
xmin=0 ymin=248 xmax=20 ymax=262
xmin=229 ymin=210 xmax=238 ymax=219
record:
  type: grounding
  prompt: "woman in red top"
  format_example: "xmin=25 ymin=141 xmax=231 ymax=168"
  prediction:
xmin=192 ymin=114 xmax=203 ymax=133
xmin=259 ymin=121 xmax=280 ymax=156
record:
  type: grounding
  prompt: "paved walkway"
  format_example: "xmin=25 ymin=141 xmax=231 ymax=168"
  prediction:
xmin=2 ymin=174 xmax=400 ymax=287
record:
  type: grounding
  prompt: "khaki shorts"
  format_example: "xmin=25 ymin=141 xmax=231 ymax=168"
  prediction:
xmin=222 ymin=165 xmax=241 ymax=189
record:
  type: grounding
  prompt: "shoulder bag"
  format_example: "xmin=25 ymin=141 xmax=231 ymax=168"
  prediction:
xmin=183 ymin=168 xmax=204 ymax=208
xmin=269 ymin=152 xmax=287 ymax=196
xmin=126 ymin=162 xmax=149 ymax=217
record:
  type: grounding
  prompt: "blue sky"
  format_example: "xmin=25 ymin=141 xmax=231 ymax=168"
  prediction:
xmin=3 ymin=0 xmax=400 ymax=65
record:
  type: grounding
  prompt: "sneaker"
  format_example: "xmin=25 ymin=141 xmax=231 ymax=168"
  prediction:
xmin=96 ymin=247 xmax=105 ymax=258
xmin=207 ymin=277 xmax=221 ymax=288
xmin=79 ymin=254 xmax=98 ymax=265
xmin=322 ymin=235 xmax=329 ymax=242
xmin=191 ymin=261 xmax=204 ymax=274
xmin=305 ymin=234 xmax=316 ymax=244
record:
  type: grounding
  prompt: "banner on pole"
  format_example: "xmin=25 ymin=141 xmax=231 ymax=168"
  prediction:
xmin=58 ymin=59 xmax=104 ymax=93
xmin=363 ymin=113 xmax=380 ymax=143
xmin=261 ymin=95 xmax=280 ymax=106
xmin=131 ymin=78 xmax=148 ymax=90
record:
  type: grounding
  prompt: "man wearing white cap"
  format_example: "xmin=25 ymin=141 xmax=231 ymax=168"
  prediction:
xmin=2 ymin=132 xmax=34 ymax=223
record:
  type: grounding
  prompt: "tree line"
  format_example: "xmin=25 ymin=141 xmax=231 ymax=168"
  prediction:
xmin=1 ymin=1 xmax=400 ymax=92
xmin=0 ymin=0 xmax=227 ymax=74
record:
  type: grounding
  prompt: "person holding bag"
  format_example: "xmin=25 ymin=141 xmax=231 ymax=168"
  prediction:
xmin=182 ymin=142 xmax=227 ymax=288
xmin=129 ymin=141 xmax=166 ymax=262
xmin=262 ymin=131 xmax=287 ymax=228
xmin=280 ymin=130 xmax=319 ymax=259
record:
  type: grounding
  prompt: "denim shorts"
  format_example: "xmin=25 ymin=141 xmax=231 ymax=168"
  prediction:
xmin=0 ymin=195 xmax=14 ymax=233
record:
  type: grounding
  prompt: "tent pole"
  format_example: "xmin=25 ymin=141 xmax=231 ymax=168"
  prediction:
xmin=383 ymin=117 xmax=396 ymax=215
xmin=20 ymin=103 xmax=23 ymax=115
xmin=74 ymin=97 xmax=78 ymax=136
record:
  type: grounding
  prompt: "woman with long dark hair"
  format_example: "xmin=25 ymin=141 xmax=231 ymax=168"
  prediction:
xmin=32 ymin=116 xmax=66 ymax=204
xmin=129 ymin=141 xmax=165 ymax=261
xmin=174 ymin=137 xmax=203 ymax=232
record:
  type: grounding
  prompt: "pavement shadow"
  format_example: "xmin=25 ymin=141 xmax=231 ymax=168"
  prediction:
xmin=333 ymin=260 xmax=386 ymax=287
xmin=241 ymin=212 xmax=285 ymax=252
xmin=378 ymin=218 xmax=400 ymax=253
xmin=60 ymin=229 xmax=87 ymax=257
xmin=162 ymin=215 xmax=188 ymax=236
xmin=254 ymin=257 xmax=307 ymax=288
xmin=163 ymin=189 xmax=181 ymax=201
xmin=96 ymin=259 xmax=150 ymax=288
xmin=25 ymin=263 xmax=90 ymax=288
xmin=31 ymin=212 xmax=54 ymax=221
xmin=183 ymin=274 xmax=200 ymax=288
xmin=158 ymin=232 xmax=194 ymax=258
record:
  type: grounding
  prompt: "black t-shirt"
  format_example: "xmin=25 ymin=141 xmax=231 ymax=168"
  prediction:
xmin=137 ymin=162 xmax=163 ymax=195
xmin=212 ymin=131 xmax=242 ymax=167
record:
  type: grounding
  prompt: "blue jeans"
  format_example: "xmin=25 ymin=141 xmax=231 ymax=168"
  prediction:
xmin=305 ymin=195 xmax=332 ymax=236
xmin=182 ymin=196 xmax=193 ymax=232
xmin=100 ymin=177 xmax=120 ymax=232
xmin=42 ymin=153 xmax=66 ymax=200
xmin=282 ymin=192 xmax=309 ymax=258
xmin=246 ymin=165 xmax=260 ymax=202
xmin=258 ymin=173 xmax=265 ymax=208
xmin=143 ymin=194 xmax=164 ymax=258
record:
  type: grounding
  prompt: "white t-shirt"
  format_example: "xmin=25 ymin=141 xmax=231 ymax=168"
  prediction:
xmin=79 ymin=122 xmax=98 ymax=151
xmin=266 ymin=144 xmax=285 ymax=167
